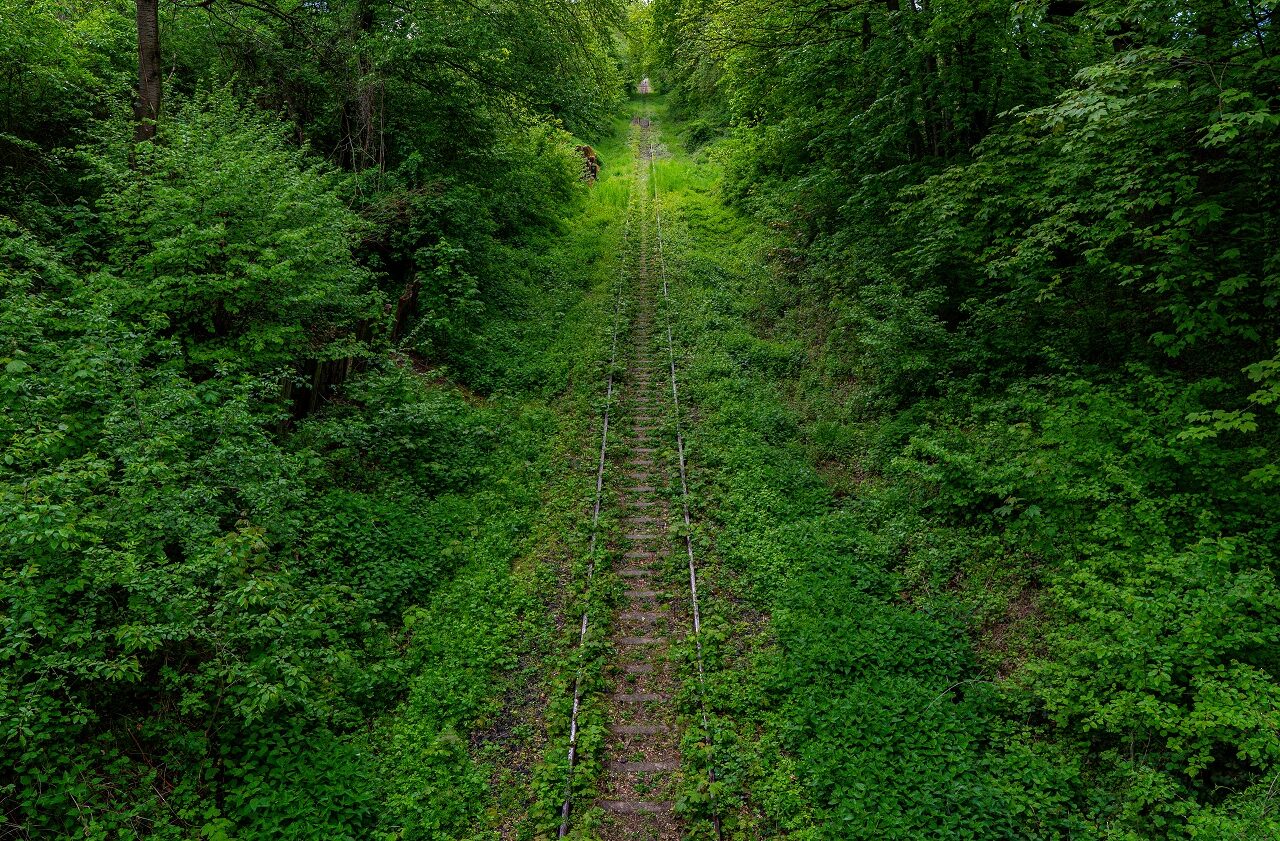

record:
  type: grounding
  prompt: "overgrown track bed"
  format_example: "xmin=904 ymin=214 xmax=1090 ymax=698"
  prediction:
xmin=557 ymin=110 xmax=721 ymax=839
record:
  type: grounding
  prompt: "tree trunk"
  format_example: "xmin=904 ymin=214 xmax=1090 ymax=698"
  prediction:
xmin=340 ymin=0 xmax=383 ymax=171
xmin=135 ymin=0 xmax=161 ymax=142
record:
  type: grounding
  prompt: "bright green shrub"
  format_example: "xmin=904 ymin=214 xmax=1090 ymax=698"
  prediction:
xmin=643 ymin=101 xmax=1280 ymax=836
xmin=90 ymin=89 xmax=377 ymax=372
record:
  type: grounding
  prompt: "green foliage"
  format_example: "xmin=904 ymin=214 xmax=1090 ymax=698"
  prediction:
xmin=90 ymin=89 xmax=377 ymax=372
xmin=0 ymin=224 xmax=586 ymax=835
xmin=644 ymin=71 xmax=1280 ymax=836
xmin=0 ymin=0 xmax=134 ymax=222
xmin=0 ymin=0 xmax=632 ymax=836
xmin=13 ymin=0 xmax=1278 ymax=835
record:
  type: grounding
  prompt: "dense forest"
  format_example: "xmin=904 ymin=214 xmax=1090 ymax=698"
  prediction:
xmin=2 ymin=0 xmax=1278 ymax=839
xmin=643 ymin=0 xmax=1280 ymax=837
xmin=1 ymin=1 xmax=631 ymax=837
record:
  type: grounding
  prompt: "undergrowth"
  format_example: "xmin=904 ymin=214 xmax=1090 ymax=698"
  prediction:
xmin=649 ymin=100 xmax=1280 ymax=840
xmin=0 ymin=103 xmax=633 ymax=840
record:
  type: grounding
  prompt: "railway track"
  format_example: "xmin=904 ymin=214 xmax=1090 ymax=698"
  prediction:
xmin=557 ymin=110 xmax=720 ymax=839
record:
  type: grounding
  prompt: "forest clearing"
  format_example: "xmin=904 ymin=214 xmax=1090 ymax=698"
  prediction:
xmin=1 ymin=1 xmax=1278 ymax=839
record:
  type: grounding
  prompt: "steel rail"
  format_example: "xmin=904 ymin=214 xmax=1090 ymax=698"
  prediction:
xmin=557 ymin=168 xmax=634 ymax=839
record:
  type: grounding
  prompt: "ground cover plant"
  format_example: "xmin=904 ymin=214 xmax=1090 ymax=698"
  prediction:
xmin=641 ymin=0 xmax=1280 ymax=837
xmin=5 ymin=0 xmax=1280 ymax=838
xmin=0 ymin=0 xmax=638 ymax=836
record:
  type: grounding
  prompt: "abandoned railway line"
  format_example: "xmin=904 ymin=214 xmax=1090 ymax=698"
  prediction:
xmin=556 ymin=109 xmax=721 ymax=840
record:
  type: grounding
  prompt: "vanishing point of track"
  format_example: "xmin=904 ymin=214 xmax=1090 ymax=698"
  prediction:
xmin=557 ymin=107 xmax=722 ymax=839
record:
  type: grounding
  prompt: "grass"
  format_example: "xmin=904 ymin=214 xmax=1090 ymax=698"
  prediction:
xmin=646 ymin=99 xmax=1038 ymax=840
xmin=273 ymin=108 xmax=645 ymax=839
xmin=491 ymin=108 xmax=643 ymax=840
xmin=640 ymin=88 xmax=1280 ymax=840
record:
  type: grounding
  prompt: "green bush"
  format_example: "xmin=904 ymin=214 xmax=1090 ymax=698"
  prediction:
xmin=642 ymin=105 xmax=1280 ymax=837
xmin=89 ymin=90 xmax=377 ymax=373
